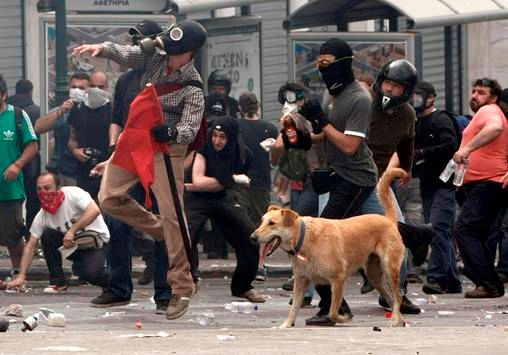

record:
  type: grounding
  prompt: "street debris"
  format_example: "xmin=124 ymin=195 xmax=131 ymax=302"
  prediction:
xmin=21 ymin=313 xmax=40 ymax=332
xmin=438 ymin=311 xmax=455 ymax=316
xmin=372 ymin=326 xmax=381 ymax=332
xmin=0 ymin=318 xmax=9 ymax=332
xmin=118 ymin=331 xmax=172 ymax=338
xmin=216 ymin=334 xmax=235 ymax=341
xmin=47 ymin=313 xmax=66 ymax=327
xmin=224 ymin=302 xmax=258 ymax=313
xmin=135 ymin=322 xmax=143 ymax=329
xmin=413 ymin=298 xmax=427 ymax=306
xmin=428 ymin=295 xmax=438 ymax=304
xmin=5 ymin=304 xmax=23 ymax=317
xmin=101 ymin=311 xmax=125 ymax=318
xmin=195 ymin=312 xmax=217 ymax=326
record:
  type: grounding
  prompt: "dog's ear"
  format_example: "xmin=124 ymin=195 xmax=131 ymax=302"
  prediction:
xmin=268 ymin=205 xmax=282 ymax=212
xmin=281 ymin=208 xmax=298 ymax=226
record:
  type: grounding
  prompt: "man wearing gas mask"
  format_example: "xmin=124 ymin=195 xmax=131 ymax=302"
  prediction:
xmin=72 ymin=19 xmax=207 ymax=320
xmin=67 ymin=70 xmax=112 ymax=201
xmin=205 ymin=69 xmax=241 ymax=122
xmin=35 ymin=72 xmax=90 ymax=186
xmin=410 ymin=81 xmax=462 ymax=295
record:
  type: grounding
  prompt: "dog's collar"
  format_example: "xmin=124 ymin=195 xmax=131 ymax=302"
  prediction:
xmin=287 ymin=220 xmax=305 ymax=256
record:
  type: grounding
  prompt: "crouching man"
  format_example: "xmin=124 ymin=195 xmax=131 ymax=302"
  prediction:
xmin=7 ymin=172 xmax=109 ymax=293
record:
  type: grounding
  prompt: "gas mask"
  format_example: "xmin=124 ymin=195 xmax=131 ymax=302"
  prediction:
xmin=139 ymin=20 xmax=207 ymax=56
xmin=69 ymin=88 xmax=86 ymax=103
xmin=84 ymin=87 xmax=110 ymax=110
xmin=278 ymin=90 xmax=300 ymax=115
xmin=411 ymin=92 xmax=431 ymax=114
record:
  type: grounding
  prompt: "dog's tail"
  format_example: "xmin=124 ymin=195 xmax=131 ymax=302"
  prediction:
xmin=378 ymin=168 xmax=407 ymax=224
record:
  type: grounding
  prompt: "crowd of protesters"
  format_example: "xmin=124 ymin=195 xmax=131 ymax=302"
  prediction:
xmin=0 ymin=18 xmax=506 ymax=324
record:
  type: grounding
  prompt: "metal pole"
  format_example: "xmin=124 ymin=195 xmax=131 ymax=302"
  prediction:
xmin=54 ymin=0 xmax=68 ymax=106
xmin=163 ymin=154 xmax=193 ymax=266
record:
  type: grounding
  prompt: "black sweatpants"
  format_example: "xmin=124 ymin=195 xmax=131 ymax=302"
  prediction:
xmin=185 ymin=192 xmax=259 ymax=296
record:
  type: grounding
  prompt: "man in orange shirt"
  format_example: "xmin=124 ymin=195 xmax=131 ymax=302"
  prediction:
xmin=453 ymin=78 xmax=508 ymax=298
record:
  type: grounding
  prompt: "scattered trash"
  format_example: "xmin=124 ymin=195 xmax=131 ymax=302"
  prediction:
xmin=438 ymin=311 xmax=455 ymax=316
xmin=485 ymin=314 xmax=492 ymax=320
xmin=224 ymin=276 xmax=229 ymax=281
xmin=413 ymin=298 xmax=428 ymax=306
xmin=5 ymin=304 xmax=23 ymax=317
xmin=47 ymin=313 xmax=66 ymax=328
xmin=195 ymin=312 xmax=217 ymax=326
xmin=101 ymin=311 xmax=125 ymax=318
xmin=216 ymin=334 xmax=235 ymax=341
xmin=372 ymin=326 xmax=381 ymax=332
xmin=135 ymin=322 xmax=143 ymax=329
xmin=0 ymin=318 xmax=9 ymax=332
xmin=39 ymin=307 xmax=56 ymax=319
xmin=224 ymin=302 xmax=258 ymax=314
xmin=21 ymin=313 xmax=40 ymax=332
xmin=384 ymin=312 xmax=392 ymax=319
xmin=119 ymin=331 xmax=171 ymax=338
xmin=428 ymin=295 xmax=438 ymax=304
xmin=34 ymin=346 xmax=88 ymax=352
xmin=127 ymin=303 xmax=138 ymax=307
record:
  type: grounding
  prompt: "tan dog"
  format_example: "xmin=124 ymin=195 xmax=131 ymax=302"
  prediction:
xmin=250 ymin=168 xmax=406 ymax=328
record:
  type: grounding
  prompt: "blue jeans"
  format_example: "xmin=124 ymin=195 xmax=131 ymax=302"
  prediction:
xmin=105 ymin=215 xmax=171 ymax=301
xmin=421 ymin=187 xmax=461 ymax=289
xmin=360 ymin=187 xmax=409 ymax=294
xmin=291 ymin=183 xmax=319 ymax=217
xmin=315 ymin=176 xmax=375 ymax=313
xmin=455 ymin=181 xmax=506 ymax=294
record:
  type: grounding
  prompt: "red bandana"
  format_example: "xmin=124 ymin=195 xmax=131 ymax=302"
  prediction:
xmin=38 ymin=190 xmax=65 ymax=215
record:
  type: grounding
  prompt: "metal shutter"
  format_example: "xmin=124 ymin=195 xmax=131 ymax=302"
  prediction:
xmin=0 ymin=0 xmax=24 ymax=93
xmin=251 ymin=0 xmax=288 ymax=125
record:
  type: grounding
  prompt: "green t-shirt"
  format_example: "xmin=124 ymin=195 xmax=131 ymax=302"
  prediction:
xmin=0 ymin=104 xmax=38 ymax=201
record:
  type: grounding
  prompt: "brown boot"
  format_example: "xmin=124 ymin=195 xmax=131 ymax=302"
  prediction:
xmin=166 ymin=291 xmax=193 ymax=320
xmin=239 ymin=289 xmax=266 ymax=303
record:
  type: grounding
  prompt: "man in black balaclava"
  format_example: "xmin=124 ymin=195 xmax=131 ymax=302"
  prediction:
xmin=292 ymin=38 xmax=379 ymax=326
xmin=205 ymin=69 xmax=241 ymax=122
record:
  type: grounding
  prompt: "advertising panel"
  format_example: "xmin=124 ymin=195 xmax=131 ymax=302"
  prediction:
xmin=289 ymin=32 xmax=416 ymax=96
xmin=201 ymin=21 xmax=262 ymax=100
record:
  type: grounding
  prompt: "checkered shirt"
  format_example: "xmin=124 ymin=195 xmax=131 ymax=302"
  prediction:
xmin=101 ymin=42 xmax=204 ymax=145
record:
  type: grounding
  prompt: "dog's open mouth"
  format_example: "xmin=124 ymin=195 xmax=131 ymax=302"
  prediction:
xmin=263 ymin=236 xmax=281 ymax=257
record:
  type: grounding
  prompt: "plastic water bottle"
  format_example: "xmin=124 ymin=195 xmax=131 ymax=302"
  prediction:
xmin=453 ymin=160 xmax=468 ymax=186
xmin=439 ymin=159 xmax=456 ymax=182
xmin=224 ymin=302 xmax=258 ymax=314
xmin=195 ymin=312 xmax=216 ymax=326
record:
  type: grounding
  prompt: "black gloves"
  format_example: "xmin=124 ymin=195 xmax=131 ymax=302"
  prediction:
xmin=151 ymin=122 xmax=178 ymax=143
xmin=413 ymin=149 xmax=424 ymax=163
xmin=281 ymin=128 xmax=312 ymax=150
xmin=298 ymin=98 xmax=329 ymax=134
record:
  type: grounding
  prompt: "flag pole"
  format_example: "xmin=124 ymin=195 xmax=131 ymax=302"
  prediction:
xmin=163 ymin=153 xmax=193 ymax=267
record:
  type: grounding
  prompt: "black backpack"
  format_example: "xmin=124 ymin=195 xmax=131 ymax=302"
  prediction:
xmin=434 ymin=109 xmax=468 ymax=148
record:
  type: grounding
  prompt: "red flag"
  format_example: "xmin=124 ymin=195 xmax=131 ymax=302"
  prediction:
xmin=112 ymin=84 xmax=168 ymax=208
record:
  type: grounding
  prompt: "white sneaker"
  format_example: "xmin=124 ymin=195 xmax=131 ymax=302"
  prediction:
xmin=43 ymin=285 xmax=69 ymax=294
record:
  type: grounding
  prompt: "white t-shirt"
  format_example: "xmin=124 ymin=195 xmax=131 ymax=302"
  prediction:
xmin=30 ymin=186 xmax=110 ymax=242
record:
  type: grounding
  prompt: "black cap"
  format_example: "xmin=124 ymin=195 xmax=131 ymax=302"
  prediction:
xmin=415 ymin=81 xmax=436 ymax=96
xmin=319 ymin=38 xmax=353 ymax=58
xmin=500 ymin=88 xmax=508 ymax=104
xmin=129 ymin=19 xmax=163 ymax=37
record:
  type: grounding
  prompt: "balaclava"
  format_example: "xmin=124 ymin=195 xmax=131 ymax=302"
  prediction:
xmin=318 ymin=38 xmax=355 ymax=96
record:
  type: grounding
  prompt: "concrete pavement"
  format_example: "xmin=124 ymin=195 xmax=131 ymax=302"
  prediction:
xmin=1 ymin=258 xmax=508 ymax=354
